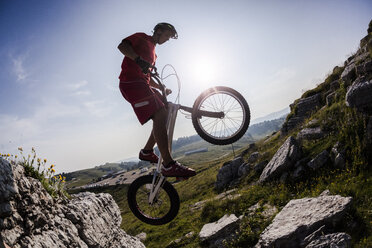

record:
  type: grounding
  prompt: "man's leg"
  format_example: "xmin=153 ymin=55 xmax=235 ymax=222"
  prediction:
xmin=143 ymin=130 xmax=156 ymax=150
xmin=152 ymin=107 xmax=173 ymax=165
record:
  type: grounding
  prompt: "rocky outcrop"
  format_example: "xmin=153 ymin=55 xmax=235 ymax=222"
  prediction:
xmin=307 ymin=150 xmax=329 ymax=170
xmin=255 ymin=191 xmax=352 ymax=248
xmin=297 ymin=127 xmax=325 ymax=140
xmin=305 ymin=233 xmax=352 ymax=248
xmin=215 ymin=157 xmax=243 ymax=190
xmin=0 ymin=159 xmax=145 ymax=248
xmin=346 ymin=79 xmax=372 ymax=114
xmin=259 ymin=136 xmax=302 ymax=183
xmin=331 ymin=142 xmax=346 ymax=169
xmin=282 ymin=93 xmax=322 ymax=133
xmin=199 ymin=214 xmax=239 ymax=247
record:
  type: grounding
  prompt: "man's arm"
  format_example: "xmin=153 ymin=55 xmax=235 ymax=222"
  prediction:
xmin=118 ymin=40 xmax=138 ymax=60
xmin=149 ymin=78 xmax=160 ymax=89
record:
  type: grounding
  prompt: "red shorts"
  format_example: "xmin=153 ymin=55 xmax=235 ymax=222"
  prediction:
xmin=119 ymin=80 xmax=165 ymax=125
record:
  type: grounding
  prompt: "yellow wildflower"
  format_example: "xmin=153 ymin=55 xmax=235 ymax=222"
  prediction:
xmin=51 ymin=169 xmax=55 ymax=173
xmin=51 ymin=164 xmax=54 ymax=168
xmin=37 ymin=158 xmax=41 ymax=163
xmin=59 ymin=175 xmax=62 ymax=180
xmin=44 ymin=159 xmax=47 ymax=163
xmin=15 ymin=155 xmax=18 ymax=158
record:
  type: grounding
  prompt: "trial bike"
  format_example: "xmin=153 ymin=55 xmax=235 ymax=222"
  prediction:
xmin=127 ymin=65 xmax=250 ymax=225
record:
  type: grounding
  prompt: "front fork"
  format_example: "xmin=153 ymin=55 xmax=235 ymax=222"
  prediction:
xmin=148 ymin=103 xmax=179 ymax=204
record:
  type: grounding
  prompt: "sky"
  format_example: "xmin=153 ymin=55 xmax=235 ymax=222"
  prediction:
xmin=0 ymin=0 xmax=371 ymax=173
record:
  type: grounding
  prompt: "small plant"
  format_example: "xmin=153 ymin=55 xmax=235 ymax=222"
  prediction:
xmin=1 ymin=147 xmax=68 ymax=199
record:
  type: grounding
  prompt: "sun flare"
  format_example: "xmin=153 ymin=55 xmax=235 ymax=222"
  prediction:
xmin=192 ymin=58 xmax=217 ymax=86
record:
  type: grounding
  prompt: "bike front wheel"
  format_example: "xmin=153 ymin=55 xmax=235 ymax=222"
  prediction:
xmin=127 ymin=175 xmax=180 ymax=225
xmin=192 ymin=86 xmax=250 ymax=145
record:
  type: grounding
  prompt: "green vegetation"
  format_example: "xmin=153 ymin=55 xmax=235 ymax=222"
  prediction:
xmin=1 ymin=148 xmax=69 ymax=199
xmin=70 ymin=64 xmax=370 ymax=247
xmin=66 ymin=78 xmax=371 ymax=247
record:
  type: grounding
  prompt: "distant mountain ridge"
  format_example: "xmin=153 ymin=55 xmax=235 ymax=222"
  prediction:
xmin=251 ymin=107 xmax=290 ymax=125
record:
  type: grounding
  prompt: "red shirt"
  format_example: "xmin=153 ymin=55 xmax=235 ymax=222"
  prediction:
xmin=119 ymin=33 xmax=156 ymax=83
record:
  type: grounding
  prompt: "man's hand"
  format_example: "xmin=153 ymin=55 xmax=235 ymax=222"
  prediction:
xmin=165 ymin=88 xmax=172 ymax=95
xmin=135 ymin=56 xmax=150 ymax=74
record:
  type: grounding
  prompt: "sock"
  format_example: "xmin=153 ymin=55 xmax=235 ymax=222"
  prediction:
xmin=142 ymin=149 xmax=153 ymax=154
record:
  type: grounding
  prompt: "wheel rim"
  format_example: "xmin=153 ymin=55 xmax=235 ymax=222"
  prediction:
xmin=196 ymin=90 xmax=246 ymax=141
xmin=135 ymin=183 xmax=172 ymax=220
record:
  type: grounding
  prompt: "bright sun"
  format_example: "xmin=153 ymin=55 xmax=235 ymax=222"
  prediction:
xmin=193 ymin=58 xmax=217 ymax=86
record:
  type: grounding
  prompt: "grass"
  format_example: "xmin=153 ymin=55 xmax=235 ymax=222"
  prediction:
xmin=67 ymin=86 xmax=371 ymax=247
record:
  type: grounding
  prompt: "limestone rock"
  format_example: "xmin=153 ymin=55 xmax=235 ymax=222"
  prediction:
xmin=326 ymin=91 xmax=336 ymax=106
xmin=135 ymin=232 xmax=147 ymax=242
xmin=330 ymin=80 xmax=340 ymax=92
xmin=305 ymin=233 xmax=352 ymax=248
xmin=238 ymin=163 xmax=251 ymax=177
xmin=282 ymin=94 xmax=323 ymax=133
xmin=341 ymin=61 xmax=357 ymax=84
xmin=248 ymin=152 xmax=260 ymax=163
xmin=297 ymin=127 xmax=325 ymax=140
xmin=215 ymin=157 xmax=243 ymax=190
xmin=346 ymin=79 xmax=372 ymax=114
xmin=199 ymin=214 xmax=239 ymax=246
xmin=259 ymin=136 xmax=302 ymax=183
xmin=307 ymin=150 xmax=329 ymax=170
xmin=0 ymin=159 xmax=145 ymax=248
xmin=254 ymin=161 xmax=268 ymax=174
xmin=255 ymin=192 xmax=352 ymax=248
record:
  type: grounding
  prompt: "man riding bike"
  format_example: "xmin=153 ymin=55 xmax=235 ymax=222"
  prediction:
xmin=118 ymin=22 xmax=196 ymax=178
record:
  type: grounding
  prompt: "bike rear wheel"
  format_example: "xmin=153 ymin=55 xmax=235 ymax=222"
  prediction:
xmin=127 ymin=175 xmax=180 ymax=225
xmin=192 ymin=86 xmax=250 ymax=145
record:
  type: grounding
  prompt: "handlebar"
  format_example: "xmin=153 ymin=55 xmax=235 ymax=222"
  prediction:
xmin=149 ymin=66 xmax=168 ymax=105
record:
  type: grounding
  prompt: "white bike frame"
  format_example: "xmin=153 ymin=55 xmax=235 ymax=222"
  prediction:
xmin=148 ymin=102 xmax=179 ymax=204
xmin=146 ymin=68 xmax=223 ymax=205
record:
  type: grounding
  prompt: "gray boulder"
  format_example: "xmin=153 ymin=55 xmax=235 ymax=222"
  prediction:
xmin=326 ymin=91 xmax=336 ymax=106
xmin=238 ymin=163 xmax=251 ymax=177
xmin=346 ymin=79 xmax=372 ymax=114
xmin=307 ymin=150 xmax=329 ymax=170
xmin=331 ymin=142 xmax=346 ymax=169
xmin=305 ymin=233 xmax=352 ymax=248
xmin=248 ymin=152 xmax=260 ymax=163
xmin=341 ymin=61 xmax=356 ymax=84
xmin=330 ymin=80 xmax=340 ymax=92
xmin=282 ymin=93 xmax=323 ymax=133
xmin=254 ymin=161 xmax=268 ymax=174
xmin=297 ymin=127 xmax=325 ymax=140
xmin=255 ymin=191 xmax=352 ymax=248
xmin=259 ymin=136 xmax=302 ymax=183
xmin=215 ymin=157 xmax=243 ymax=190
xmin=356 ymin=58 xmax=372 ymax=75
xmin=199 ymin=214 xmax=239 ymax=247
xmin=0 ymin=159 xmax=145 ymax=248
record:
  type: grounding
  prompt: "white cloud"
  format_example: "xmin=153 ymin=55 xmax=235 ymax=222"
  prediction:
xmin=67 ymin=80 xmax=88 ymax=90
xmin=71 ymin=90 xmax=91 ymax=96
xmin=83 ymin=100 xmax=112 ymax=118
xmin=10 ymin=54 xmax=29 ymax=81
